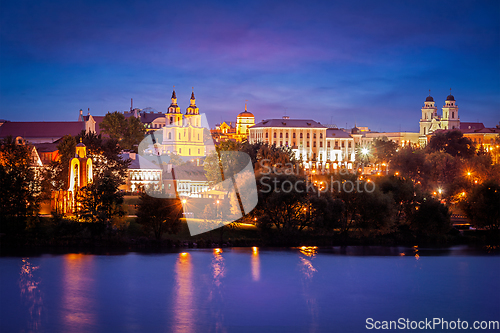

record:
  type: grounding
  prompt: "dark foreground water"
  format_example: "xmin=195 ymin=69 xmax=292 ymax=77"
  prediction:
xmin=1 ymin=246 xmax=499 ymax=333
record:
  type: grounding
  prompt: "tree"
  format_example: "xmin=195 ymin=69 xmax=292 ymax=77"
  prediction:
xmin=355 ymin=188 xmax=395 ymax=236
xmin=427 ymin=130 xmax=475 ymax=158
xmin=99 ymin=111 xmax=146 ymax=151
xmin=410 ymin=198 xmax=451 ymax=236
xmin=77 ymin=175 xmax=126 ymax=225
xmin=254 ymin=173 xmax=311 ymax=236
xmin=136 ymin=193 xmax=182 ymax=240
xmin=460 ymin=180 xmax=500 ymax=230
xmin=76 ymin=131 xmax=130 ymax=183
xmin=379 ymin=176 xmax=419 ymax=226
xmin=51 ymin=135 xmax=77 ymax=190
xmin=0 ymin=137 xmax=41 ymax=223
xmin=372 ymin=137 xmax=398 ymax=165
xmin=391 ymin=146 xmax=427 ymax=183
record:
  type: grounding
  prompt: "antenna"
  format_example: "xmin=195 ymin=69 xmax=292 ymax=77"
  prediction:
xmin=131 ymin=98 xmax=133 ymax=111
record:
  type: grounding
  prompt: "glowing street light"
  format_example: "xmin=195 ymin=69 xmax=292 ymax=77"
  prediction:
xmin=361 ymin=148 xmax=369 ymax=155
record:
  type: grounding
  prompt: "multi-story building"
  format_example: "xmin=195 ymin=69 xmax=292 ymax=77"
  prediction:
xmin=248 ymin=117 xmax=356 ymax=171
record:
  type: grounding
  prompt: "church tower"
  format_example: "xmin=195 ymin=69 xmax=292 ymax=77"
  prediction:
xmin=68 ymin=139 xmax=93 ymax=192
xmin=441 ymin=89 xmax=460 ymax=130
xmin=184 ymin=89 xmax=201 ymax=127
xmin=166 ymin=88 xmax=183 ymax=125
xmin=419 ymin=92 xmax=438 ymax=146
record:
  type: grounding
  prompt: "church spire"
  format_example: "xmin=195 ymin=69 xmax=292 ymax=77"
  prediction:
xmin=190 ymin=87 xmax=196 ymax=106
xmin=170 ymin=86 xmax=178 ymax=107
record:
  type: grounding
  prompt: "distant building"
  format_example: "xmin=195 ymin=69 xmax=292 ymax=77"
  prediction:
xmin=0 ymin=115 xmax=99 ymax=144
xmin=211 ymin=103 xmax=255 ymax=143
xmin=419 ymin=91 xmax=460 ymax=146
xmin=248 ymin=117 xmax=356 ymax=170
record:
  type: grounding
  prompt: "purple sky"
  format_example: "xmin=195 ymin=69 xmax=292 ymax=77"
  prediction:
xmin=1 ymin=0 xmax=499 ymax=131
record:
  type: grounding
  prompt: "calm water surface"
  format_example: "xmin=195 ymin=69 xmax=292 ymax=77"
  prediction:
xmin=1 ymin=246 xmax=499 ymax=333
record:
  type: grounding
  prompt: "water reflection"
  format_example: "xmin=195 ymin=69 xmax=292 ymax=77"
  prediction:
xmin=62 ymin=254 xmax=96 ymax=332
xmin=19 ymin=258 xmax=43 ymax=332
xmin=414 ymin=245 xmax=420 ymax=261
xmin=173 ymin=252 xmax=194 ymax=333
xmin=251 ymin=247 xmax=260 ymax=282
xmin=298 ymin=247 xmax=319 ymax=332
xmin=209 ymin=248 xmax=226 ymax=333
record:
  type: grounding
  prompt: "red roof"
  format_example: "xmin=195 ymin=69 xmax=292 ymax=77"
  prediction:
xmin=0 ymin=121 xmax=85 ymax=140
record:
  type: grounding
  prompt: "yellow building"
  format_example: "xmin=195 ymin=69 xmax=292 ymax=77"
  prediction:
xmin=211 ymin=103 xmax=255 ymax=143
xmin=159 ymin=89 xmax=205 ymax=157
xmin=236 ymin=104 xmax=255 ymax=136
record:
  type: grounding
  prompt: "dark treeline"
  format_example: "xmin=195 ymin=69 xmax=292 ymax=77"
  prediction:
xmin=1 ymin=130 xmax=499 ymax=251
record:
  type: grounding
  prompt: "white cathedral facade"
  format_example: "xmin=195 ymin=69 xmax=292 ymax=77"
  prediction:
xmin=419 ymin=91 xmax=460 ymax=146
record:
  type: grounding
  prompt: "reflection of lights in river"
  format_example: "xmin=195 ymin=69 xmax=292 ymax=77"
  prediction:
xmin=19 ymin=258 xmax=43 ymax=331
xmin=251 ymin=247 xmax=260 ymax=281
xmin=62 ymin=254 xmax=96 ymax=331
xmin=212 ymin=248 xmax=225 ymax=288
xmin=173 ymin=252 xmax=193 ymax=333
xmin=299 ymin=246 xmax=318 ymax=257
xmin=413 ymin=245 xmax=420 ymax=260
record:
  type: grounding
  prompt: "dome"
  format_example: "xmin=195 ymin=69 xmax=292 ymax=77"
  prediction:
xmin=237 ymin=111 xmax=254 ymax=118
xmin=446 ymin=94 xmax=455 ymax=101
xmin=425 ymin=96 xmax=434 ymax=102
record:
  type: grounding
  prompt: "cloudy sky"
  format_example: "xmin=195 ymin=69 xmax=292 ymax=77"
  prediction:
xmin=1 ymin=0 xmax=499 ymax=131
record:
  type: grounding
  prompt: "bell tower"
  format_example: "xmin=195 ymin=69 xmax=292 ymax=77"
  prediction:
xmin=441 ymin=89 xmax=460 ymax=130
xmin=166 ymin=87 xmax=183 ymax=125
xmin=68 ymin=139 xmax=93 ymax=192
xmin=419 ymin=91 xmax=438 ymax=146
xmin=185 ymin=88 xmax=201 ymax=127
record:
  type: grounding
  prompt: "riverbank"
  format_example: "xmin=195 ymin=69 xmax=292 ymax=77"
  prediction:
xmin=1 ymin=217 xmax=498 ymax=255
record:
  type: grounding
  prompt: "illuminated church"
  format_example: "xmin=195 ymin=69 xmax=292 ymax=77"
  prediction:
xmin=419 ymin=90 xmax=460 ymax=146
xmin=51 ymin=139 xmax=93 ymax=214
xmin=158 ymin=89 xmax=206 ymax=157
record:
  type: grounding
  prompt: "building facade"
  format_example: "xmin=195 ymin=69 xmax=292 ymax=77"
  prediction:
xmin=211 ymin=104 xmax=255 ymax=143
xmin=248 ymin=117 xmax=356 ymax=170
xmin=419 ymin=92 xmax=460 ymax=146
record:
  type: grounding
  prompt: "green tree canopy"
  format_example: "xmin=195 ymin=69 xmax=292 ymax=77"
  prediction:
xmin=136 ymin=193 xmax=182 ymax=240
xmin=460 ymin=180 xmax=500 ymax=230
xmin=100 ymin=111 xmax=146 ymax=151
xmin=427 ymin=130 xmax=475 ymax=158
xmin=0 ymin=137 xmax=41 ymax=221
xmin=372 ymin=137 xmax=398 ymax=165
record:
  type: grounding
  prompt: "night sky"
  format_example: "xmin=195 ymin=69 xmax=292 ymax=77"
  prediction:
xmin=1 ymin=0 xmax=499 ymax=132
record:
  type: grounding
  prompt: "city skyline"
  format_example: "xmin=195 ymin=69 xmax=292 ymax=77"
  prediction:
xmin=1 ymin=0 xmax=499 ymax=131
